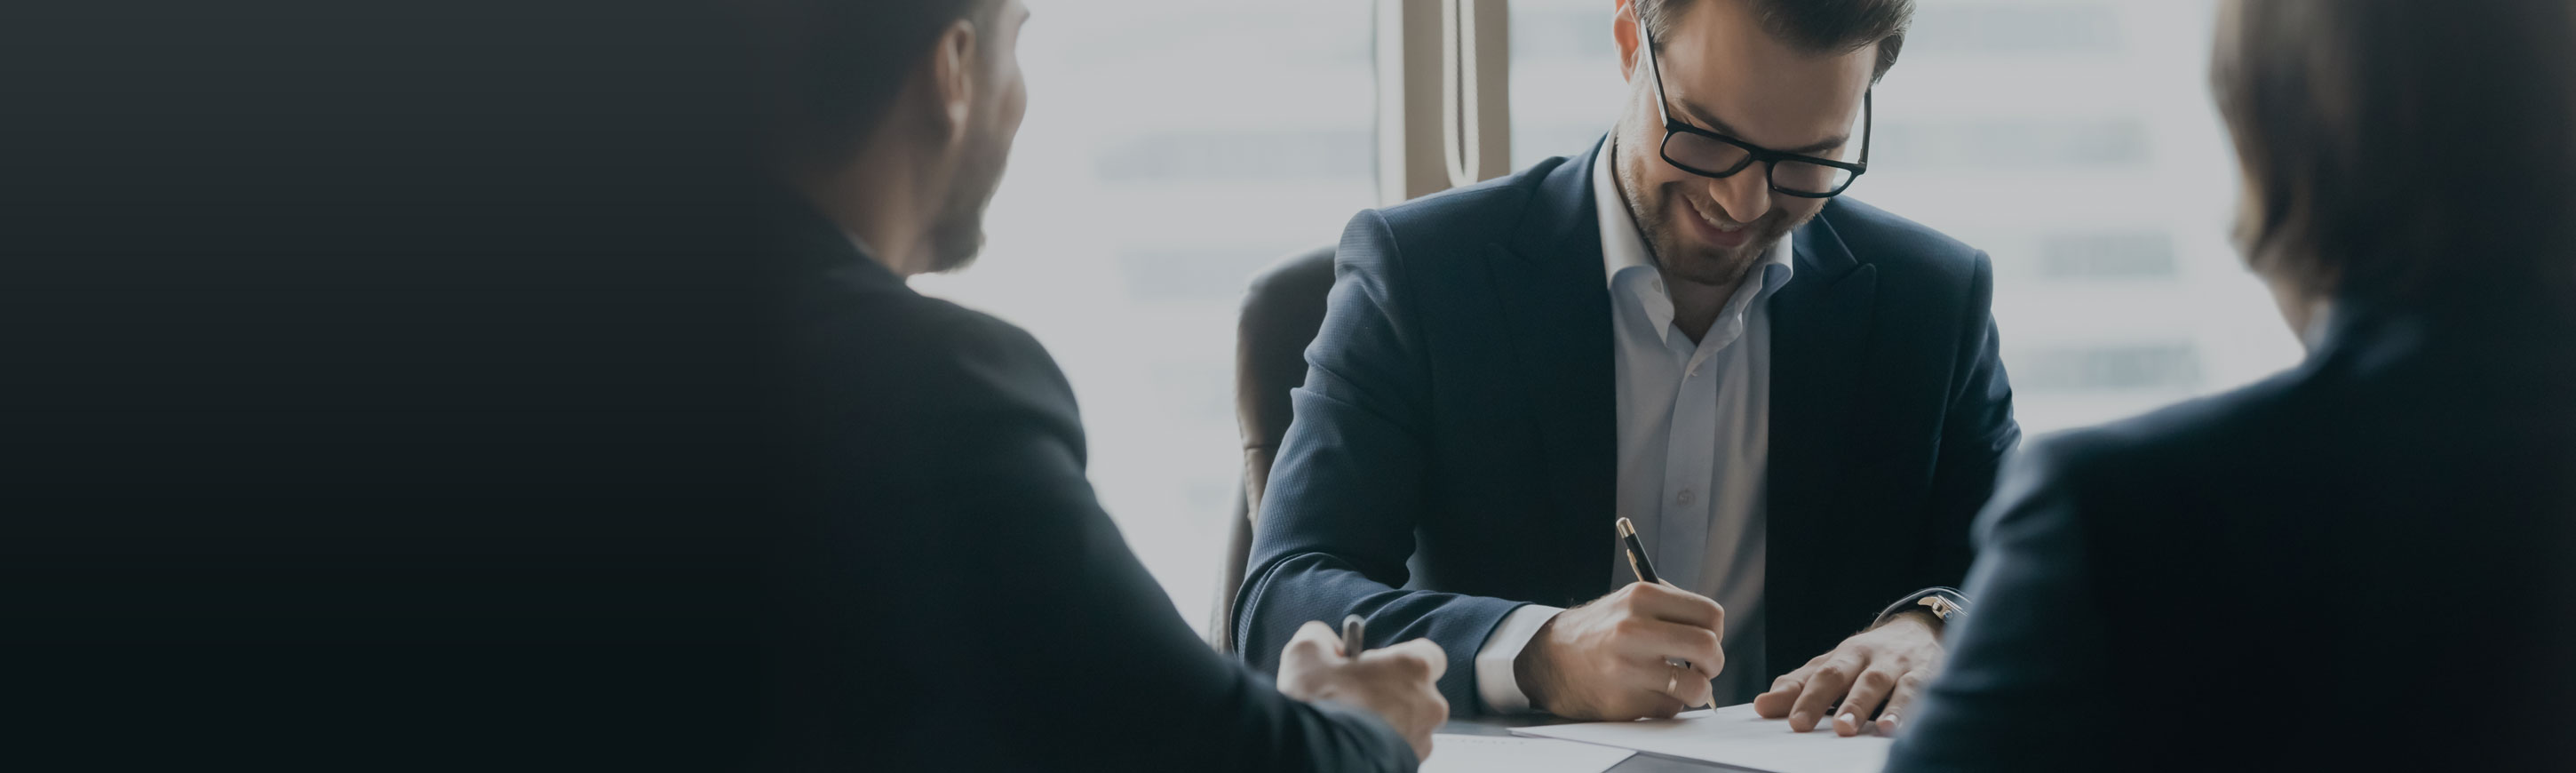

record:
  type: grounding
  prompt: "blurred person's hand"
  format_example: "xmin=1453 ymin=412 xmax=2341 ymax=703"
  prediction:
xmin=1515 ymin=581 xmax=1725 ymax=720
xmin=1276 ymin=620 xmax=1450 ymax=761
xmin=1753 ymin=610 xmax=1944 ymax=736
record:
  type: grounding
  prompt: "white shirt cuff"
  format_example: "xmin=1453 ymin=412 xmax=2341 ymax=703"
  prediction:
xmin=1474 ymin=603 xmax=1564 ymax=713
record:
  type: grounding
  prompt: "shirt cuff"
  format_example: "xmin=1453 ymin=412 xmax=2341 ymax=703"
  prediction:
xmin=1473 ymin=603 xmax=1563 ymax=713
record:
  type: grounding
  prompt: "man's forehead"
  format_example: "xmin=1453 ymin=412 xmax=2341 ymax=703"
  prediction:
xmin=1660 ymin=4 xmax=1876 ymax=89
xmin=1655 ymin=14 xmax=1872 ymax=148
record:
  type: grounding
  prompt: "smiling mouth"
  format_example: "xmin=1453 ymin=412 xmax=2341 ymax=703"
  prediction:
xmin=1685 ymin=195 xmax=1746 ymax=234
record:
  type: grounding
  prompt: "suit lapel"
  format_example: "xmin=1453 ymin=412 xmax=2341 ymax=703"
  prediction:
xmin=1764 ymin=202 xmax=1879 ymax=665
xmin=1481 ymin=149 xmax=1884 ymax=611
xmin=1491 ymin=140 xmax=1618 ymax=604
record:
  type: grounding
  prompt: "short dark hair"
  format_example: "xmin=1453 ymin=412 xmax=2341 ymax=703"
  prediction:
xmin=2213 ymin=0 xmax=2576 ymax=303
xmin=1640 ymin=0 xmax=1913 ymax=82
xmin=751 ymin=0 xmax=1005 ymax=162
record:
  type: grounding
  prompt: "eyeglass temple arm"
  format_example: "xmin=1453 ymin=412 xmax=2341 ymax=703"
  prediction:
xmin=1636 ymin=12 xmax=1671 ymax=129
xmin=1857 ymin=90 xmax=1872 ymax=166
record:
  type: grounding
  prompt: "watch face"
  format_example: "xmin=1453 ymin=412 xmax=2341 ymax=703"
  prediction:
xmin=1917 ymin=595 xmax=1959 ymax=619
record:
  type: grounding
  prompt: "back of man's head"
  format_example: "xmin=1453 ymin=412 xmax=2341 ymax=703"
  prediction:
xmin=2213 ymin=0 xmax=2576 ymax=303
xmin=1638 ymin=0 xmax=1914 ymax=82
xmin=752 ymin=0 xmax=1004 ymax=165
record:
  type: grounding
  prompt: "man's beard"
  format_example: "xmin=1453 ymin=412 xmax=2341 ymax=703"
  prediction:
xmin=1642 ymin=187 xmax=1797 ymax=287
xmin=920 ymin=130 xmax=1014 ymax=275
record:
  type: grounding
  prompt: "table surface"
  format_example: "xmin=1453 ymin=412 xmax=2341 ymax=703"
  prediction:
xmin=1440 ymin=714 xmax=1758 ymax=773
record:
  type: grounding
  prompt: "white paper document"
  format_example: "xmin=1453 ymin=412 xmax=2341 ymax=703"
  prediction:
xmin=1421 ymin=734 xmax=1635 ymax=773
xmin=1509 ymin=705 xmax=1891 ymax=773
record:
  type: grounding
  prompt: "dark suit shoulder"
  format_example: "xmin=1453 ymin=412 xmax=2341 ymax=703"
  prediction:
xmin=786 ymin=269 xmax=1083 ymax=462
xmin=1817 ymin=195 xmax=1987 ymax=286
xmin=2009 ymin=363 xmax=2311 ymax=503
xmin=2019 ymin=363 xmax=2308 ymax=471
xmin=1368 ymin=155 xmax=1577 ymax=254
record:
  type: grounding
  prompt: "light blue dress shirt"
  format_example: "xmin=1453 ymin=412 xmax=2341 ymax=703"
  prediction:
xmin=1475 ymin=138 xmax=1796 ymax=712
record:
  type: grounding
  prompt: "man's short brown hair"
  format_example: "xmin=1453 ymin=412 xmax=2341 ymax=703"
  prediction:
xmin=752 ymin=0 xmax=1006 ymax=163
xmin=2213 ymin=0 xmax=2576 ymax=303
xmin=1639 ymin=0 xmax=1914 ymax=83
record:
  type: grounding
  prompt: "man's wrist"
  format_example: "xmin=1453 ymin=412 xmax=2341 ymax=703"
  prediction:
xmin=1873 ymin=608 xmax=1941 ymax=637
xmin=1304 ymin=698 xmax=1421 ymax=772
xmin=1511 ymin=614 xmax=1561 ymax=713
xmin=1474 ymin=603 xmax=1560 ymax=713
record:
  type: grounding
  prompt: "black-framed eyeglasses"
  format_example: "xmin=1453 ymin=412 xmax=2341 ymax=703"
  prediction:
xmin=1637 ymin=18 xmax=1872 ymax=198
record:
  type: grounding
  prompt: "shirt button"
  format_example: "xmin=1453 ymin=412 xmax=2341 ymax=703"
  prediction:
xmin=1677 ymin=489 xmax=1696 ymax=506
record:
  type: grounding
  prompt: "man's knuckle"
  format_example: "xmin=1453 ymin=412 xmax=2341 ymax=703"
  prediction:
xmin=1898 ymin=671 xmax=1928 ymax=688
xmin=1414 ymin=647 xmax=1449 ymax=673
xmin=1857 ymin=670 xmax=1895 ymax=690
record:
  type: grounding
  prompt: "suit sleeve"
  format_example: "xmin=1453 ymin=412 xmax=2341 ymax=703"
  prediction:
xmin=1918 ymin=251 xmax=2019 ymax=594
xmin=1882 ymin=442 xmax=2112 ymax=773
xmin=807 ymin=311 xmax=1416 ymax=772
xmin=1232 ymin=210 xmax=1528 ymax=714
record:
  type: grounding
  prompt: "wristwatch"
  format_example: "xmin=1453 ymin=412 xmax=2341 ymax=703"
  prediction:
xmin=1872 ymin=586 xmax=1969 ymax=631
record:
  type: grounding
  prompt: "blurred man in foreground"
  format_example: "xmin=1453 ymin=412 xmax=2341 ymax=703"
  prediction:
xmin=751 ymin=1 xmax=1449 ymax=769
xmin=1887 ymin=1 xmax=2576 ymax=770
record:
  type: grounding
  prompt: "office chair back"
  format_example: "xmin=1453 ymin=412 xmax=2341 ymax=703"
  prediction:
xmin=1208 ymin=244 xmax=1337 ymax=652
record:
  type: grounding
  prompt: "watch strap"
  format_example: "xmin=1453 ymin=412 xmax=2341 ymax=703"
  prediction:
xmin=1872 ymin=586 xmax=1969 ymax=630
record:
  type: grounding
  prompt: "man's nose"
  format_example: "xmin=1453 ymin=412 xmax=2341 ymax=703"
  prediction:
xmin=1706 ymin=166 xmax=1771 ymax=225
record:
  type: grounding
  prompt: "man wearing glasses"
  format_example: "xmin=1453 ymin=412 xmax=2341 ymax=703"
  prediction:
xmin=1237 ymin=0 xmax=2016 ymax=737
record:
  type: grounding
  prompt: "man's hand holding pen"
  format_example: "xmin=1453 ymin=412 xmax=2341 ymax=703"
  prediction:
xmin=1514 ymin=579 xmax=1727 ymax=720
xmin=1276 ymin=618 xmax=1451 ymax=761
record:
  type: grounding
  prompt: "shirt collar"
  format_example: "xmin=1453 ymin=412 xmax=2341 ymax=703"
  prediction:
xmin=1591 ymin=136 xmax=1796 ymax=340
xmin=1595 ymin=137 xmax=1660 ymax=292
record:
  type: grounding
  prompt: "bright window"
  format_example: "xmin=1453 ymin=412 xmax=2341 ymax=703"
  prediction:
xmin=1511 ymin=0 xmax=2303 ymax=434
xmin=910 ymin=0 xmax=1379 ymax=633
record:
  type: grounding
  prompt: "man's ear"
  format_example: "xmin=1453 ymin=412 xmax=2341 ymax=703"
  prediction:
xmin=1612 ymin=0 xmax=1642 ymax=83
xmin=925 ymin=20 xmax=981 ymax=145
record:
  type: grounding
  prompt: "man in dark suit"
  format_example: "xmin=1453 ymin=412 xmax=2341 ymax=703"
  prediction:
xmin=1236 ymin=0 xmax=2016 ymax=735
xmin=1885 ymin=2 xmax=2576 ymax=770
xmin=754 ymin=1 xmax=1451 ymax=769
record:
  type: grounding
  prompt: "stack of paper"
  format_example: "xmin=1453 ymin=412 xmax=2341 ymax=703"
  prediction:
xmin=1421 ymin=734 xmax=1634 ymax=773
xmin=1509 ymin=705 xmax=1893 ymax=773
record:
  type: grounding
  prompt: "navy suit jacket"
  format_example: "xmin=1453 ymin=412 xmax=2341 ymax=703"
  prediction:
xmin=767 ymin=204 xmax=1416 ymax=771
xmin=1234 ymin=141 xmax=2020 ymax=712
xmin=1886 ymin=291 xmax=2576 ymax=772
